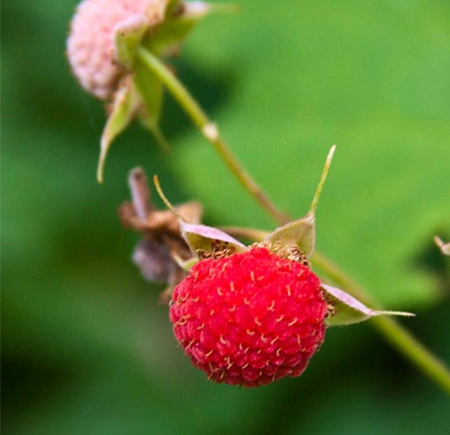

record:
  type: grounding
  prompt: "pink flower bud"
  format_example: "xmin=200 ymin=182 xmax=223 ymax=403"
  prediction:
xmin=67 ymin=0 xmax=165 ymax=100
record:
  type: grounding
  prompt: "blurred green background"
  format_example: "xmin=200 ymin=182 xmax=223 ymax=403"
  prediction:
xmin=2 ymin=0 xmax=450 ymax=433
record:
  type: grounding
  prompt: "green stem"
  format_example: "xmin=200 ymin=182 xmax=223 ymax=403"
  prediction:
xmin=222 ymin=226 xmax=450 ymax=394
xmin=136 ymin=47 xmax=290 ymax=225
xmin=372 ymin=316 xmax=450 ymax=394
xmin=312 ymin=252 xmax=450 ymax=394
xmin=136 ymin=48 xmax=450 ymax=395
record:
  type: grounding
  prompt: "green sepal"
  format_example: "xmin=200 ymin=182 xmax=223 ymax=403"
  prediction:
xmin=133 ymin=56 xmax=170 ymax=152
xmin=180 ymin=221 xmax=248 ymax=257
xmin=322 ymin=284 xmax=414 ymax=326
xmin=114 ymin=14 xmax=150 ymax=69
xmin=164 ymin=0 xmax=182 ymax=16
xmin=144 ymin=2 xmax=220 ymax=55
xmin=264 ymin=213 xmax=316 ymax=259
xmin=98 ymin=82 xmax=140 ymax=183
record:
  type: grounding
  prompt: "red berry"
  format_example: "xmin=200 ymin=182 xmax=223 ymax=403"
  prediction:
xmin=169 ymin=247 xmax=328 ymax=387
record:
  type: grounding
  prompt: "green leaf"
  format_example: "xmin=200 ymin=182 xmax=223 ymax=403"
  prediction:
xmin=98 ymin=82 xmax=140 ymax=183
xmin=174 ymin=0 xmax=450 ymax=307
xmin=265 ymin=213 xmax=315 ymax=258
xmin=4 ymin=1 xmax=450 ymax=433
xmin=114 ymin=14 xmax=150 ymax=69
xmin=322 ymin=284 xmax=414 ymax=326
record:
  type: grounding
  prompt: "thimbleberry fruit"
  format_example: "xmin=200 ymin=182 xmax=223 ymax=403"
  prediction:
xmin=141 ymin=152 xmax=413 ymax=386
xmin=67 ymin=0 xmax=162 ymax=100
xmin=169 ymin=247 xmax=328 ymax=387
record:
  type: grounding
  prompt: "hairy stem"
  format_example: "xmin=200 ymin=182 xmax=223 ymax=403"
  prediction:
xmin=137 ymin=47 xmax=290 ymax=224
xmin=222 ymin=226 xmax=450 ymax=394
xmin=137 ymin=48 xmax=450 ymax=394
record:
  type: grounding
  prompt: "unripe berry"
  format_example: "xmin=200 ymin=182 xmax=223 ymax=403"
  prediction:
xmin=67 ymin=0 xmax=163 ymax=100
xmin=170 ymin=247 xmax=328 ymax=387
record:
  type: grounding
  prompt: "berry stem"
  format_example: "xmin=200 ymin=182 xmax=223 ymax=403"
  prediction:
xmin=221 ymin=225 xmax=450 ymax=394
xmin=136 ymin=47 xmax=290 ymax=225
xmin=136 ymin=47 xmax=450 ymax=395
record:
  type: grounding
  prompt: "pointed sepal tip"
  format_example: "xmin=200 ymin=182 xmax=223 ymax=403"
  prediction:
xmin=153 ymin=175 xmax=247 ymax=256
xmin=321 ymin=283 xmax=414 ymax=326
xmin=309 ymin=145 xmax=336 ymax=215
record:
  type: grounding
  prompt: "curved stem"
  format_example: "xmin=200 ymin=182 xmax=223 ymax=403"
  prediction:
xmin=136 ymin=48 xmax=450 ymax=394
xmin=137 ymin=47 xmax=290 ymax=225
xmin=372 ymin=316 xmax=450 ymax=394
xmin=222 ymin=226 xmax=450 ymax=394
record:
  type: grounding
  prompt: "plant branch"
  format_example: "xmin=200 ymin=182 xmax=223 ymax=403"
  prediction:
xmin=136 ymin=48 xmax=450 ymax=394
